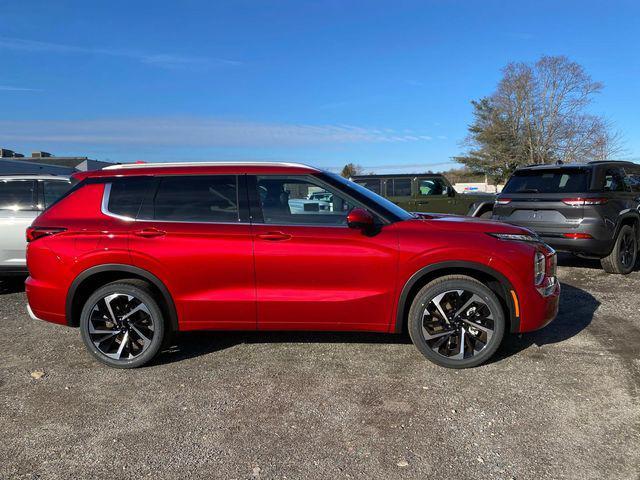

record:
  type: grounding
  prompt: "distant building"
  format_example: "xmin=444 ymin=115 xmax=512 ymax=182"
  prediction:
xmin=0 ymin=148 xmax=116 ymax=175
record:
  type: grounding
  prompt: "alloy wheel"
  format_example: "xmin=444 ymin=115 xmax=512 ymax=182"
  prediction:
xmin=619 ymin=231 xmax=637 ymax=269
xmin=421 ymin=289 xmax=495 ymax=360
xmin=87 ymin=293 xmax=155 ymax=360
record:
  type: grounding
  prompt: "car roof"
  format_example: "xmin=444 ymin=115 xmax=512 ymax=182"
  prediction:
xmin=516 ymin=160 xmax=636 ymax=172
xmin=352 ymin=173 xmax=444 ymax=178
xmin=73 ymin=161 xmax=321 ymax=181
xmin=0 ymin=174 xmax=70 ymax=181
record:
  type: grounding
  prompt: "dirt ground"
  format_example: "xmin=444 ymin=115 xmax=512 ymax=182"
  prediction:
xmin=1 ymin=255 xmax=639 ymax=479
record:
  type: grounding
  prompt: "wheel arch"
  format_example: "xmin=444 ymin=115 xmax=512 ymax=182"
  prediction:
xmin=66 ymin=264 xmax=179 ymax=331
xmin=466 ymin=200 xmax=495 ymax=218
xmin=395 ymin=261 xmax=520 ymax=334
xmin=615 ymin=211 xmax=640 ymax=239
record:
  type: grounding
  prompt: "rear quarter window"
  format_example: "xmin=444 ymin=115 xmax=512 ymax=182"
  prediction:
xmin=503 ymin=169 xmax=590 ymax=194
xmin=107 ymin=177 xmax=155 ymax=218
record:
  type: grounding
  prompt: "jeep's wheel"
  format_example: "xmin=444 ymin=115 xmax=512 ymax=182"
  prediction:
xmin=601 ymin=225 xmax=638 ymax=274
xmin=408 ymin=275 xmax=505 ymax=368
xmin=80 ymin=280 xmax=165 ymax=368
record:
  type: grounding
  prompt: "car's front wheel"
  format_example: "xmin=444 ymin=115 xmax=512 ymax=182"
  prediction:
xmin=408 ymin=275 xmax=505 ymax=368
xmin=601 ymin=225 xmax=638 ymax=274
xmin=79 ymin=280 xmax=165 ymax=368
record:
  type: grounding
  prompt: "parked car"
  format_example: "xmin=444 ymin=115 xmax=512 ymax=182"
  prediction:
xmin=26 ymin=162 xmax=559 ymax=369
xmin=0 ymin=174 xmax=71 ymax=277
xmin=351 ymin=173 xmax=496 ymax=217
xmin=493 ymin=161 xmax=640 ymax=274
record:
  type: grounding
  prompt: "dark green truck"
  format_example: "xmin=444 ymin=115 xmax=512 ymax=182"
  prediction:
xmin=351 ymin=173 xmax=496 ymax=217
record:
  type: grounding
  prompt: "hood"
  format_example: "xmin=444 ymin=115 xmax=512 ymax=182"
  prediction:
xmin=412 ymin=215 xmax=535 ymax=236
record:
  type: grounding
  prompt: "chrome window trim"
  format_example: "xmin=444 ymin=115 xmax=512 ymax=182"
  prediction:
xmin=101 ymin=181 xmax=244 ymax=225
xmin=101 ymin=181 xmax=352 ymax=228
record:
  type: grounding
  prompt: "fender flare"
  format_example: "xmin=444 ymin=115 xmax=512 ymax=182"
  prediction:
xmin=395 ymin=260 xmax=520 ymax=334
xmin=467 ymin=200 xmax=495 ymax=218
xmin=66 ymin=264 xmax=179 ymax=331
xmin=614 ymin=210 xmax=640 ymax=239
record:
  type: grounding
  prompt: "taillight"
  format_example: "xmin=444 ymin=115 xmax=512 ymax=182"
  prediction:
xmin=562 ymin=233 xmax=593 ymax=239
xmin=562 ymin=197 xmax=608 ymax=206
xmin=495 ymin=198 xmax=512 ymax=205
xmin=26 ymin=226 xmax=67 ymax=243
xmin=534 ymin=251 xmax=546 ymax=285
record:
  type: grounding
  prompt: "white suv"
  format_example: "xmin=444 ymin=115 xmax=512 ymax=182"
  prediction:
xmin=0 ymin=175 xmax=71 ymax=276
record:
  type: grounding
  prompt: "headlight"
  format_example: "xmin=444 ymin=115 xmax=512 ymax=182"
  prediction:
xmin=534 ymin=251 xmax=546 ymax=285
xmin=487 ymin=233 xmax=541 ymax=243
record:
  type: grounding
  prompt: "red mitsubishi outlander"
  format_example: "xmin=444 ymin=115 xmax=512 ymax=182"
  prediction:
xmin=25 ymin=162 xmax=559 ymax=369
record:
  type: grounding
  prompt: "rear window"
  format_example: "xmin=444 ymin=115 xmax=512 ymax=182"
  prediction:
xmin=503 ymin=169 xmax=590 ymax=194
xmin=0 ymin=180 xmax=37 ymax=211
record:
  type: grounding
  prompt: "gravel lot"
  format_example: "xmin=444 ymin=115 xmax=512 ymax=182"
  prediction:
xmin=1 ymin=256 xmax=639 ymax=480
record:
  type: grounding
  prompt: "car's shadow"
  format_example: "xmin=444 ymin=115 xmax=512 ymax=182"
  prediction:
xmin=157 ymin=282 xmax=599 ymax=367
xmin=494 ymin=282 xmax=599 ymax=361
xmin=556 ymin=252 xmax=604 ymax=270
xmin=0 ymin=277 xmax=26 ymax=295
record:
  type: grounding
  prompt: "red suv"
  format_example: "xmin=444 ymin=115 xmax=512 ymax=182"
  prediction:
xmin=25 ymin=162 xmax=559 ymax=369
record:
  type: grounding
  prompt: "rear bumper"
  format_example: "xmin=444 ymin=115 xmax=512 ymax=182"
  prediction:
xmin=25 ymin=276 xmax=68 ymax=326
xmin=494 ymin=218 xmax=614 ymax=257
xmin=0 ymin=265 xmax=28 ymax=276
xmin=538 ymin=236 xmax=612 ymax=257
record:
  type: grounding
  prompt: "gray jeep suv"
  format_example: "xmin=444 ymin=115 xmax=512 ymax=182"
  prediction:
xmin=0 ymin=174 xmax=71 ymax=276
xmin=493 ymin=161 xmax=640 ymax=274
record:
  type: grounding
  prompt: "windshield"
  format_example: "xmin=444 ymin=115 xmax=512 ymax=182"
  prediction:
xmin=322 ymin=172 xmax=414 ymax=221
xmin=503 ymin=169 xmax=591 ymax=194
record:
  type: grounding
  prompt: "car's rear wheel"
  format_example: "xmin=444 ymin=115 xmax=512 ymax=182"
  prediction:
xmin=601 ymin=225 xmax=638 ymax=274
xmin=408 ymin=275 xmax=505 ymax=368
xmin=79 ymin=280 xmax=165 ymax=368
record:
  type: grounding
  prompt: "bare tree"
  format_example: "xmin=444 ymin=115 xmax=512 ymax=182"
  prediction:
xmin=457 ymin=56 xmax=623 ymax=178
xmin=340 ymin=163 xmax=363 ymax=178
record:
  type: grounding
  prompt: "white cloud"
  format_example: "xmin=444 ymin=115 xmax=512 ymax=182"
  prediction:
xmin=0 ymin=37 xmax=240 ymax=69
xmin=0 ymin=117 xmax=433 ymax=148
xmin=0 ymin=85 xmax=42 ymax=92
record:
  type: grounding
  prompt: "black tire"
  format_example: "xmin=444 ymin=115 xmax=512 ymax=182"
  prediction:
xmin=408 ymin=275 xmax=505 ymax=368
xmin=479 ymin=210 xmax=493 ymax=219
xmin=79 ymin=279 xmax=165 ymax=368
xmin=600 ymin=225 xmax=638 ymax=274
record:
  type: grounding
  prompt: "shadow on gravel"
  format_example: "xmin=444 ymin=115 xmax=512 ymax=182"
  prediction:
xmin=495 ymin=283 xmax=600 ymax=361
xmin=157 ymin=282 xmax=598 ymax=366
xmin=0 ymin=277 xmax=26 ymax=295
xmin=158 ymin=330 xmax=413 ymax=366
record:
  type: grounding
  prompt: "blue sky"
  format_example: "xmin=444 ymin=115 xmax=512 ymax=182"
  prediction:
xmin=1 ymin=0 xmax=638 ymax=172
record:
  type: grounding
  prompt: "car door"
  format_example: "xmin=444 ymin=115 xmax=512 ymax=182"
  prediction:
xmin=124 ymin=174 xmax=257 ymax=330
xmin=249 ymin=174 xmax=399 ymax=332
xmin=0 ymin=179 xmax=38 ymax=270
xmin=413 ymin=176 xmax=458 ymax=213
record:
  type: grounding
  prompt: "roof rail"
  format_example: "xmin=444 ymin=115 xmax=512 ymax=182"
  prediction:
xmin=102 ymin=161 xmax=318 ymax=170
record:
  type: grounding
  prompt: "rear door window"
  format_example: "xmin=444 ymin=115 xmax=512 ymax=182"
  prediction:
xmin=503 ymin=170 xmax=590 ymax=194
xmin=152 ymin=175 xmax=239 ymax=223
xmin=0 ymin=179 xmax=37 ymax=211
xmin=354 ymin=179 xmax=382 ymax=195
xmin=603 ymin=168 xmax=629 ymax=192
xmin=390 ymin=178 xmax=412 ymax=196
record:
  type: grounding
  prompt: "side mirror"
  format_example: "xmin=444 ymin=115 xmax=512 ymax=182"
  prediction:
xmin=347 ymin=208 xmax=375 ymax=230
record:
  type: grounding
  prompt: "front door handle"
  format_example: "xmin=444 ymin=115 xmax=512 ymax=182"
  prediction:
xmin=133 ymin=228 xmax=166 ymax=238
xmin=257 ymin=231 xmax=291 ymax=241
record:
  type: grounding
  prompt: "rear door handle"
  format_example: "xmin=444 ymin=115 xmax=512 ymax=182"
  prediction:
xmin=133 ymin=228 xmax=166 ymax=238
xmin=257 ymin=231 xmax=291 ymax=241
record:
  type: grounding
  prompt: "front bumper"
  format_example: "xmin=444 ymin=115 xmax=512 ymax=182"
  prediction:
xmin=518 ymin=279 xmax=560 ymax=333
